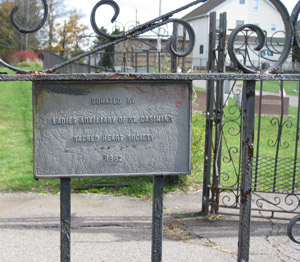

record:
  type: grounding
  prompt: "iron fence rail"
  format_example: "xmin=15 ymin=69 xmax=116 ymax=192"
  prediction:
xmin=1 ymin=72 xmax=300 ymax=82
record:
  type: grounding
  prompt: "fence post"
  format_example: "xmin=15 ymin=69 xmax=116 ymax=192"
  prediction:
xmin=158 ymin=52 xmax=161 ymax=73
xmin=88 ymin=55 xmax=91 ymax=73
xmin=211 ymin=12 xmax=227 ymax=214
xmin=61 ymin=178 xmax=71 ymax=262
xmin=238 ymin=80 xmax=255 ymax=262
xmin=151 ymin=176 xmax=164 ymax=262
xmin=147 ymin=51 xmax=150 ymax=73
xmin=171 ymin=23 xmax=178 ymax=73
xmin=182 ymin=28 xmax=186 ymax=73
xmin=202 ymin=12 xmax=216 ymax=216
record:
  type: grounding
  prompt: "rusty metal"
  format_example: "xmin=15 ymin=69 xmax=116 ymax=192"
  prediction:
xmin=202 ymin=11 xmax=217 ymax=216
xmin=151 ymin=175 xmax=164 ymax=262
xmin=238 ymin=80 xmax=256 ymax=262
xmin=60 ymin=178 xmax=71 ymax=262
xmin=2 ymin=72 xmax=300 ymax=82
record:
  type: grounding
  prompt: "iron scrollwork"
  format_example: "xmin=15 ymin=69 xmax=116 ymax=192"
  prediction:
xmin=267 ymin=118 xmax=293 ymax=149
xmin=227 ymin=0 xmax=295 ymax=73
xmin=2 ymin=0 xmax=206 ymax=74
xmin=10 ymin=0 xmax=49 ymax=34
xmin=288 ymin=213 xmax=300 ymax=244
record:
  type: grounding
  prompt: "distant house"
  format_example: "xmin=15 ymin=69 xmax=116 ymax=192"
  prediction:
xmin=182 ymin=0 xmax=286 ymax=70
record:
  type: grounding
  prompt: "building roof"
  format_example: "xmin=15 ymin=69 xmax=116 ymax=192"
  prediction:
xmin=182 ymin=0 xmax=226 ymax=20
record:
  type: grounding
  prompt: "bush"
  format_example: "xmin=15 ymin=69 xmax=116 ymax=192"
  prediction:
xmin=15 ymin=61 xmax=43 ymax=68
xmin=8 ymin=50 xmax=40 ymax=64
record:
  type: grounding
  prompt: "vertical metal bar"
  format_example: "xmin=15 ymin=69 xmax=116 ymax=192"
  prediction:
xmin=61 ymin=178 xmax=71 ymax=262
xmin=147 ymin=51 xmax=150 ymax=73
xmin=123 ymin=53 xmax=126 ymax=72
xmin=202 ymin=12 xmax=216 ymax=216
xmin=273 ymin=81 xmax=284 ymax=192
xmin=158 ymin=52 xmax=161 ymax=73
xmin=131 ymin=48 xmax=134 ymax=68
xmin=292 ymin=82 xmax=300 ymax=193
xmin=254 ymin=81 xmax=263 ymax=191
xmin=238 ymin=80 xmax=255 ymax=262
xmin=171 ymin=23 xmax=178 ymax=73
xmin=212 ymin=82 xmax=222 ymax=215
xmin=111 ymin=51 xmax=115 ymax=72
xmin=88 ymin=55 xmax=91 ymax=73
xmin=151 ymin=175 xmax=164 ymax=262
xmin=217 ymin=12 xmax=227 ymax=74
xmin=99 ymin=53 xmax=103 ymax=72
xmin=182 ymin=28 xmax=186 ymax=73
xmin=237 ymin=103 xmax=243 ymax=202
xmin=135 ymin=52 xmax=138 ymax=72
xmin=211 ymin=12 xmax=227 ymax=214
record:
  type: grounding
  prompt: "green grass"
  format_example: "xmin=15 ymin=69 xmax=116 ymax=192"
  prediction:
xmin=0 ymin=66 xmax=63 ymax=192
xmin=236 ymin=81 xmax=299 ymax=96
xmin=0 ymin=67 xmax=205 ymax=194
xmin=219 ymin=96 xmax=300 ymax=192
xmin=257 ymin=81 xmax=299 ymax=96
xmin=1 ymin=69 xmax=298 ymax=194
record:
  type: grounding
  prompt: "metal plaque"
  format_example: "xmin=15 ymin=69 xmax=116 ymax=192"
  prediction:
xmin=33 ymin=81 xmax=192 ymax=178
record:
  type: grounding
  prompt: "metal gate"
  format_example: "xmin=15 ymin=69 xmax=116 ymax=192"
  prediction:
xmin=201 ymin=8 xmax=300 ymax=219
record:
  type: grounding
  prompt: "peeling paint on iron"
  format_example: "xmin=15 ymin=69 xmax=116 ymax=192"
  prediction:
xmin=240 ymin=188 xmax=252 ymax=205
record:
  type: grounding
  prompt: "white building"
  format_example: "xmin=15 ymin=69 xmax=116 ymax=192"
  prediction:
xmin=182 ymin=0 xmax=286 ymax=70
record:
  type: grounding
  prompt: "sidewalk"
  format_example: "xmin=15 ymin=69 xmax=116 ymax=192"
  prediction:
xmin=0 ymin=191 xmax=299 ymax=262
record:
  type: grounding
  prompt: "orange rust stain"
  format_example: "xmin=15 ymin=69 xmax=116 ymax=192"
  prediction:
xmin=136 ymin=86 xmax=148 ymax=94
xmin=176 ymin=101 xmax=183 ymax=107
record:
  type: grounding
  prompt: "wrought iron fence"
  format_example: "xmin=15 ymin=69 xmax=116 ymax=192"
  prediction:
xmin=43 ymin=49 xmax=192 ymax=74
xmin=1 ymin=0 xmax=300 ymax=261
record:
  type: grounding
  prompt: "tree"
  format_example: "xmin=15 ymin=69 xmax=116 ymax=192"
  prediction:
xmin=42 ymin=0 xmax=68 ymax=48
xmin=0 ymin=0 xmax=42 ymax=53
xmin=48 ymin=9 xmax=88 ymax=58
xmin=0 ymin=1 xmax=17 ymax=60
xmin=93 ymin=27 xmax=122 ymax=69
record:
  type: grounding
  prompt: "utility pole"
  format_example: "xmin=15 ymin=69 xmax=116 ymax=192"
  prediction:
xmin=157 ymin=0 xmax=162 ymax=52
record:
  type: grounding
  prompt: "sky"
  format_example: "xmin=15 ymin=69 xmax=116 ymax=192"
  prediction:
xmin=65 ymin=0 xmax=299 ymax=33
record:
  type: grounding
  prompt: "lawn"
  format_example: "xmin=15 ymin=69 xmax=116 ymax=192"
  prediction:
xmin=236 ymin=80 xmax=299 ymax=96
xmin=0 ymin=67 xmax=62 ymax=192
xmin=219 ymin=96 xmax=300 ymax=192
xmin=1 ymin=69 xmax=298 ymax=194
xmin=0 ymin=67 xmax=204 ymax=194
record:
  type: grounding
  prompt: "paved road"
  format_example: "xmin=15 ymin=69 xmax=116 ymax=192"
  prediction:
xmin=0 ymin=192 xmax=299 ymax=262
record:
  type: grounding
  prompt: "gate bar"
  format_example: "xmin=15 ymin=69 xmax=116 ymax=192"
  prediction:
xmin=238 ymin=80 xmax=255 ymax=262
xmin=151 ymin=175 xmax=165 ymax=262
xmin=60 ymin=178 xmax=71 ymax=262
xmin=202 ymin=11 xmax=216 ymax=216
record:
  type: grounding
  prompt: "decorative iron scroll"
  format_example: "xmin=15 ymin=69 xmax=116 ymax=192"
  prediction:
xmin=227 ymin=0 xmax=299 ymax=73
xmin=288 ymin=213 xmax=300 ymax=244
xmin=10 ymin=0 xmax=49 ymax=34
xmin=1 ymin=0 xmax=207 ymax=74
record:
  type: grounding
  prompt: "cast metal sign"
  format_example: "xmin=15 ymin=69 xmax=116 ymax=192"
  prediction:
xmin=33 ymin=81 xmax=192 ymax=178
